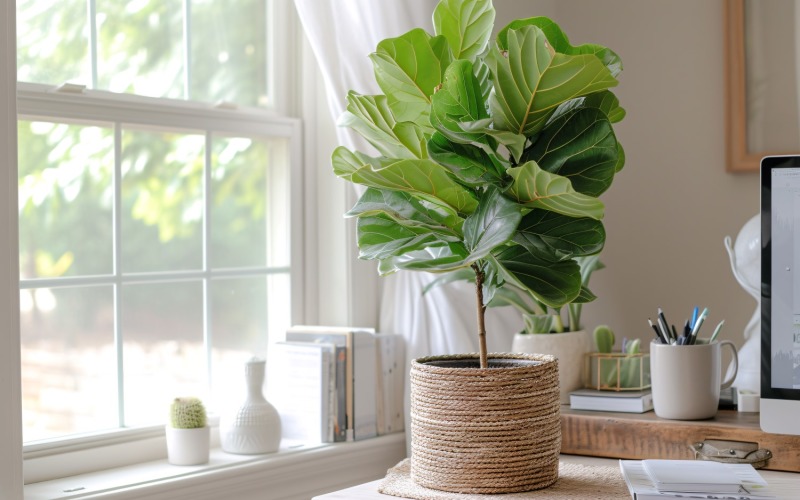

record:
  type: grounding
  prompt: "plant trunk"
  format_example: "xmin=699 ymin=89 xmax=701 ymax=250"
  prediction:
xmin=472 ymin=264 xmax=488 ymax=368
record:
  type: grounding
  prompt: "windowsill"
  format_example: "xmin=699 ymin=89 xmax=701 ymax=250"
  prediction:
xmin=24 ymin=433 xmax=407 ymax=500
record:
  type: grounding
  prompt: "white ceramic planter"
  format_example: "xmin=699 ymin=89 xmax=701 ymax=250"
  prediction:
xmin=511 ymin=330 xmax=590 ymax=404
xmin=165 ymin=426 xmax=210 ymax=465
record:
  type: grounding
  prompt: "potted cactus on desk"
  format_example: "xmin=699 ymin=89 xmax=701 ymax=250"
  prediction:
xmin=165 ymin=396 xmax=210 ymax=465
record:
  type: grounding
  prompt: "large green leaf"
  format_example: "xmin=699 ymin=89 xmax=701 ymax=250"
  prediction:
xmin=514 ymin=209 xmax=605 ymax=261
xmin=433 ymin=0 xmax=495 ymax=61
xmin=548 ymin=90 xmax=625 ymax=127
xmin=524 ymin=107 xmax=619 ymax=197
xmin=346 ymin=187 xmax=463 ymax=232
xmin=487 ymin=25 xmax=618 ymax=137
xmin=496 ymin=17 xmax=622 ymax=77
xmin=458 ymin=118 xmax=527 ymax=163
xmin=430 ymin=59 xmax=488 ymax=143
xmin=583 ymin=91 xmax=626 ymax=123
xmin=378 ymin=243 xmax=470 ymax=275
xmin=462 ymin=187 xmax=521 ymax=261
xmin=427 ymin=132 xmax=505 ymax=188
xmin=491 ymin=247 xmax=581 ymax=308
xmin=370 ymin=29 xmax=451 ymax=123
xmin=356 ymin=213 xmax=461 ymax=260
xmin=338 ymin=92 xmax=427 ymax=159
xmin=505 ymin=160 xmax=604 ymax=220
xmin=332 ymin=146 xmax=478 ymax=214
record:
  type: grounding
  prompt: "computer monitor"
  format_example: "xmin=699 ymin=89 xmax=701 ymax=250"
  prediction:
xmin=761 ymin=155 xmax=800 ymax=435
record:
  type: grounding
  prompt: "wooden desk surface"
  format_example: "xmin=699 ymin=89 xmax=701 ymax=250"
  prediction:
xmin=312 ymin=455 xmax=800 ymax=499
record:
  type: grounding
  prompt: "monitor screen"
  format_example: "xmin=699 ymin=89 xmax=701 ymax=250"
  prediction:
xmin=761 ymin=155 xmax=800 ymax=434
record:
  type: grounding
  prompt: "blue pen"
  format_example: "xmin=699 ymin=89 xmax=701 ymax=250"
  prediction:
xmin=690 ymin=306 xmax=699 ymax=329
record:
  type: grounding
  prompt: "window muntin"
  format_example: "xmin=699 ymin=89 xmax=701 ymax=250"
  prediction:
xmin=16 ymin=0 xmax=297 ymax=445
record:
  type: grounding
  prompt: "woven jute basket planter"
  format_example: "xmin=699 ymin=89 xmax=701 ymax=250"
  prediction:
xmin=410 ymin=352 xmax=561 ymax=494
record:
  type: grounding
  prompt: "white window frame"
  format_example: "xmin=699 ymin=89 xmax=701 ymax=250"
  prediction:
xmin=1 ymin=0 xmax=24 ymax=496
xmin=11 ymin=0 xmax=310 ymax=485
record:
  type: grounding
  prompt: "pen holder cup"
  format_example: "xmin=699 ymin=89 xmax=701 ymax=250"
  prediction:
xmin=650 ymin=340 xmax=738 ymax=420
xmin=583 ymin=352 xmax=651 ymax=391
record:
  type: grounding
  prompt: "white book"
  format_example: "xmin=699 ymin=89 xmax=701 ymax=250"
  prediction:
xmin=620 ymin=460 xmax=776 ymax=500
xmin=285 ymin=326 xmax=377 ymax=441
xmin=266 ymin=341 xmax=334 ymax=444
xmin=374 ymin=333 xmax=404 ymax=435
xmin=569 ymin=388 xmax=653 ymax=413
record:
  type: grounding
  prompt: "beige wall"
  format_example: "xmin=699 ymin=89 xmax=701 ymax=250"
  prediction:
xmin=494 ymin=0 xmax=758 ymax=349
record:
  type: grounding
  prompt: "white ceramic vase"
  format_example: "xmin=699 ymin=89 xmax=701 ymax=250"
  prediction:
xmin=220 ymin=357 xmax=281 ymax=454
xmin=166 ymin=426 xmax=210 ymax=465
xmin=511 ymin=330 xmax=591 ymax=404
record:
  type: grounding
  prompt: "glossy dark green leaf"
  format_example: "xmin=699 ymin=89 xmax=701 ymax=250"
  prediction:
xmin=346 ymin=187 xmax=463 ymax=232
xmin=492 ymin=246 xmax=581 ymax=308
xmin=370 ymin=29 xmax=451 ymax=123
xmin=462 ymin=187 xmax=521 ymax=261
xmin=433 ymin=0 xmax=495 ymax=61
xmin=356 ymin=214 xmax=461 ymax=260
xmin=332 ymin=146 xmax=478 ymax=214
xmin=427 ymin=132 xmax=504 ymax=188
xmin=506 ymin=160 xmax=604 ymax=219
xmin=496 ymin=17 xmax=622 ymax=77
xmin=514 ymin=209 xmax=605 ymax=261
xmin=524 ymin=107 xmax=619 ymax=197
xmin=378 ymin=243 xmax=470 ymax=275
xmin=487 ymin=25 xmax=618 ymax=137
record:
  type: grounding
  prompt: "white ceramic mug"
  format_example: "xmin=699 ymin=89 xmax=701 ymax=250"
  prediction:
xmin=650 ymin=340 xmax=738 ymax=420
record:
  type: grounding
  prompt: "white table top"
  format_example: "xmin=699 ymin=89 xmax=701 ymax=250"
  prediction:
xmin=312 ymin=455 xmax=800 ymax=499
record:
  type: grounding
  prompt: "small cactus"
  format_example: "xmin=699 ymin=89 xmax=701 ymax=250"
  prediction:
xmin=170 ymin=397 xmax=207 ymax=429
xmin=593 ymin=325 xmax=615 ymax=353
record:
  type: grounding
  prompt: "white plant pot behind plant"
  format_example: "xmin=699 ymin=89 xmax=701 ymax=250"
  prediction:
xmin=511 ymin=330 xmax=591 ymax=404
xmin=166 ymin=426 xmax=210 ymax=466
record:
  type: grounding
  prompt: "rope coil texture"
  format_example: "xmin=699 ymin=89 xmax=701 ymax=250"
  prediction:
xmin=410 ymin=353 xmax=561 ymax=494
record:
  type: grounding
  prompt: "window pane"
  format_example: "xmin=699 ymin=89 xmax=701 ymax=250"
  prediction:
xmin=190 ymin=0 xmax=268 ymax=107
xmin=96 ymin=0 xmax=184 ymax=98
xmin=121 ymin=281 xmax=205 ymax=426
xmin=21 ymin=286 xmax=116 ymax=441
xmin=210 ymin=136 xmax=269 ymax=268
xmin=210 ymin=277 xmax=267 ymax=407
xmin=18 ymin=120 xmax=114 ymax=279
xmin=17 ymin=0 xmax=90 ymax=85
xmin=121 ymin=128 xmax=204 ymax=273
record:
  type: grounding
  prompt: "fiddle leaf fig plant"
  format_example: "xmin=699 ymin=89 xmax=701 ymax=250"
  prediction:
xmin=333 ymin=0 xmax=626 ymax=368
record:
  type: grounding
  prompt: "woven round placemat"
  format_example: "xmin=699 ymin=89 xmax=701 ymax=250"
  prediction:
xmin=410 ymin=353 xmax=560 ymax=494
xmin=379 ymin=459 xmax=629 ymax=500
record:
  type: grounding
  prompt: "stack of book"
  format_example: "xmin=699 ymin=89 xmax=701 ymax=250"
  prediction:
xmin=266 ymin=326 xmax=404 ymax=445
xmin=619 ymin=459 xmax=775 ymax=499
xmin=569 ymin=388 xmax=653 ymax=413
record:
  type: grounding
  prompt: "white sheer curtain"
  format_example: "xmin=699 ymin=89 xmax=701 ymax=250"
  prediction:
xmin=293 ymin=0 xmax=521 ymax=441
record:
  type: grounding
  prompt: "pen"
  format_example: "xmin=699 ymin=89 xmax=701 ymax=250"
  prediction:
xmin=690 ymin=306 xmax=699 ymax=329
xmin=689 ymin=307 xmax=708 ymax=344
xmin=710 ymin=320 xmax=725 ymax=343
xmin=657 ymin=315 xmax=671 ymax=344
xmin=648 ymin=318 xmax=664 ymax=343
xmin=658 ymin=308 xmax=672 ymax=341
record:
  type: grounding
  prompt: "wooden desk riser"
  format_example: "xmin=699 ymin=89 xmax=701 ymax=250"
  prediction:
xmin=561 ymin=406 xmax=800 ymax=472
